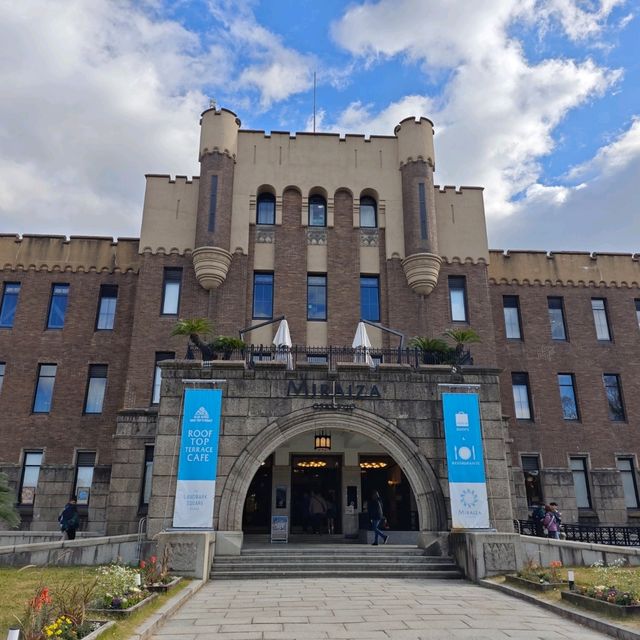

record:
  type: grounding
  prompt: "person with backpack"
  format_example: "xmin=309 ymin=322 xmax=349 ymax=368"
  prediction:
xmin=531 ymin=502 xmax=546 ymax=537
xmin=543 ymin=503 xmax=561 ymax=539
xmin=58 ymin=497 xmax=80 ymax=540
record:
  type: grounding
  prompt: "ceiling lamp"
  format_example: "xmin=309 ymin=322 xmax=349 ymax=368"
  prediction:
xmin=296 ymin=460 xmax=327 ymax=468
xmin=359 ymin=461 xmax=389 ymax=470
xmin=314 ymin=431 xmax=331 ymax=451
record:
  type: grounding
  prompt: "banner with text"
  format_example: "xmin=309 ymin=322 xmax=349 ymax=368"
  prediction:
xmin=442 ymin=392 xmax=491 ymax=529
xmin=172 ymin=388 xmax=222 ymax=528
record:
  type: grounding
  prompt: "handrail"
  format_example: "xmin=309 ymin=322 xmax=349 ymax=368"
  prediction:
xmin=514 ymin=519 xmax=640 ymax=547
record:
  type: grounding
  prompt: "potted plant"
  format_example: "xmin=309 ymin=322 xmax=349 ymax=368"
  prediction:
xmin=170 ymin=318 xmax=214 ymax=360
xmin=408 ymin=337 xmax=452 ymax=365
xmin=443 ymin=328 xmax=481 ymax=364
xmin=211 ymin=335 xmax=246 ymax=360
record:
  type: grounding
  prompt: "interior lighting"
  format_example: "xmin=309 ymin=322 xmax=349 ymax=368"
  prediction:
xmin=314 ymin=431 xmax=331 ymax=450
xmin=296 ymin=460 xmax=327 ymax=468
xmin=359 ymin=461 xmax=388 ymax=470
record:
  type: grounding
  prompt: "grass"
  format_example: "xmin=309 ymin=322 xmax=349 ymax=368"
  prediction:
xmin=0 ymin=566 xmax=189 ymax=639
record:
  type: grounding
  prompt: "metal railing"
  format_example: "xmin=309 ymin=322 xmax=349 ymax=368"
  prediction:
xmin=195 ymin=344 xmax=473 ymax=370
xmin=514 ymin=519 xmax=640 ymax=547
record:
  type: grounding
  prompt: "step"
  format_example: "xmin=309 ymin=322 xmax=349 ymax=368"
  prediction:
xmin=210 ymin=569 xmax=464 ymax=580
xmin=213 ymin=561 xmax=458 ymax=571
xmin=214 ymin=556 xmax=455 ymax=565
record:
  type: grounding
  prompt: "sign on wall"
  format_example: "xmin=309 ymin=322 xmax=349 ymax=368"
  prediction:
xmin=442 ymin=392 xmax=491 ymax=529
xmin=172 ymin=388 xmax=222 ymax=529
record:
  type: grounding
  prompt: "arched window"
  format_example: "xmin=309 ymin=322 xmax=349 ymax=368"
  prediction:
xmin=257 ymin=193 xmax=276 ymax=225
xmin=308 ymin=195 xmax=327 ymax=227
xmin=360 ymin=196 xmax=377 ymax=228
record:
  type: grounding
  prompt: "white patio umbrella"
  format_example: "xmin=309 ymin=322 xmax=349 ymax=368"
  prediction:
xmin=352 ymin=321 xmax=374 ymax=368
xmin=273 ymin=318 xmax=294 ymax=369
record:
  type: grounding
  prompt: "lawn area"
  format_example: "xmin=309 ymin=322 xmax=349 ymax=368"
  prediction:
xmin=0 ymin=566 xmax=189 ymax=640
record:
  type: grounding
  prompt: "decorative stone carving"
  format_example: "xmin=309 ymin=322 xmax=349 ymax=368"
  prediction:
xmin=192 ymin=245 xmax=232 ymax=290
xmin=256 ymin=227 xmax=275 ymax=244
xmin=483 ymin=542 xmax=516 ymax=572
xmin=401 ymin=252 xmax=442 ymax=295
xmin=306 ymin=228 xmax=327 ymax=246
xmin=360 ymin=229 xmax=379 ymax=247
xmin=168 ymin=542 xmax=198 ymax=571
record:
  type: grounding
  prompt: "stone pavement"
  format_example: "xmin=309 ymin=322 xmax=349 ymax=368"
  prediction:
xmin=150 ymin=577 xmax=611 ymax=640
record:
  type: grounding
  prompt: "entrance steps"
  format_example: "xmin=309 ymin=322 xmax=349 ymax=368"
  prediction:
xmin=210 ymin=544 xmax=463 ymax=580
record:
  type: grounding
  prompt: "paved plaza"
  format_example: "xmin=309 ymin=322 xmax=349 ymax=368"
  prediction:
xmin=151 ymin=578 xmax=610 ymax=640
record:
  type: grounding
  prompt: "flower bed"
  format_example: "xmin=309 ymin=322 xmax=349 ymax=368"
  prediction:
xmin=89 ymin=564 xmax=154 ymax=616
xmin=505 ymin=574 xmax=565 ymax=592
xmin=88 ymin=592 xmax=158 ymax=618
xmin=146 ymin=576 xmax=182 ymax=593
xmin=515 ymin=559 xmax=564 ymax=590
xmin=562 ymin=590 xmax=640 ymax=618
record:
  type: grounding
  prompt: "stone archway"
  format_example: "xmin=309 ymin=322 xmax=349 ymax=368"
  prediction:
xmin=216 ymin=407 xmax=447 ymax=532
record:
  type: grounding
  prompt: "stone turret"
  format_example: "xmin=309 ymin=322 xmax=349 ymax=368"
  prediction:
xmin=395 ymin=117 xmax=442 ymax=296
xmin=192 ymin=107 xmax=241 ymax=290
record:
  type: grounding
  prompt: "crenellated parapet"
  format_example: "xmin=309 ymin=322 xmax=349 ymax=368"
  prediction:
xmin=199 ymin=108 xmax=241 ymax=161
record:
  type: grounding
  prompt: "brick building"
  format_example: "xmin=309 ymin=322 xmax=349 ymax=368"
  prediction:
xmin=0 ymin=107 xmax=639 ymax=543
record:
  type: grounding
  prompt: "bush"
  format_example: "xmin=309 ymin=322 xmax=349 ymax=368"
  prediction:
xmin=93 ymin=564 xmax=148 ymax=610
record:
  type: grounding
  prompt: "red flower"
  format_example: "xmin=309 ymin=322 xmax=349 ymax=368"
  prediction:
xmin=150 ymin=555 xmax=157 ymax=564
xmin=139 ymin=560 xmax=146 ymax=568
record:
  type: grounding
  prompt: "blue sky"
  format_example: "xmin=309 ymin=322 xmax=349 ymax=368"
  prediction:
xmin=0 ymin=0 xmax=638 ymax=252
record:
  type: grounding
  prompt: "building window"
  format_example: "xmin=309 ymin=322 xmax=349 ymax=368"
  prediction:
xmin=0 ymin=282 xmax=21 ymax=328
xmin=617 ymin=458 xmax=639 ymax=509
xmin=84 ymin=365 xmax=108 ymax=414
xmin=522 ymin=455 xmax=543 ymax=506
xmin=359 ymin=196 xmax=377 ymax=228
xmin=635 ymin=300 xmax=640 ymax=329
xmin=96 ymin=285 xmax=118 ymax=330
xmin=418 ymin=182 xmax=428 ymax=240
xmin=512 ymin=372 xmax=532 ymax=420
xmin=33 ymin=364 xmax=57 ymax=414
xmin=141 ymin=446 xmax=154 ymax=507
xmin=0 ymin=362 xmax=4 ymax=395
xmin=152 ymin=352 xmax=174 ymax=405
xmin=19 ymin=451 xmax=43 ymax=506
xmin=74 ymin=452 xmax=96 ymax=506
xmin=252 ymin=272 xmax=274 ymax=319
xmin=307 ymin=354 xmax=328 ymax=365
xmin=257 ymin=193 xmax=276 ymax=225
xmin=47 ymin=284 xmax=69 ymax=329
xmin=308 ymin=195 xmax=327 ymax=227
xmin=570 ymin=457 xmax=592 ymax=509
xmin=208 ymin=175 xmax=218 ymax=232
xmin=547 ymin=297 xmax=567 ymax=341
xmin=591 ymin=298 xmax=611 ymax=341
xmin=360 ymin=276 xmax=380 ymax=322
xmin=603 ymin=374 xmax=625 ymax=421
xmin=503 ymin=296 xmax=522 ymax=340
xmin=161 ymin=268 xmax=182 ymax=315
xmin=307 ymin=275 xmax=327 ymax=320
xmin=557 ymin=373 xmax=579 ymax=421
xmin=448 ymin=276 xmax=467 ymax=322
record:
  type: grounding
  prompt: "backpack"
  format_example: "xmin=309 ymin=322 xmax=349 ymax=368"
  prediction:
xmin=532 ymin=505 xmax=545 ymax=522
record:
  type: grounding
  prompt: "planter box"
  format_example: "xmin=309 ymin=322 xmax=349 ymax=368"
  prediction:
xmin=81 ymin=621 xmax=116 ymax=640
xmin=506 ymin=574 xmax=566 ymax=592
xmin=561 ymin=590 xmax=640 ymax=618
xmin=147 ymin=576 xmax=182 ymax=593
xmin=88 ymin=592 xmax=157 ymax=618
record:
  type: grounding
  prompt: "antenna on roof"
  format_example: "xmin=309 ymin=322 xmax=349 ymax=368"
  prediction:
xmin=313 ymin=71 xmax=316 ymax=133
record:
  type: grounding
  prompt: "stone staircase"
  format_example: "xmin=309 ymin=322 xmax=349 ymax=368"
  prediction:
xmin=210 ymin=544 xmax=463 ymax=580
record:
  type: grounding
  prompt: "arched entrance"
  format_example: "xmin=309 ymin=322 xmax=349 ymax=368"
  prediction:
xmin=216 ymin=407 xmax=447 ymax=533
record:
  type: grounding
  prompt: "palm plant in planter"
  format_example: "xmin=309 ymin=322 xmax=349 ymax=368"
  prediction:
xmin=443 ymin=328 xmax=481 ymax=365
xmin=211 ymin=335 xmax=247 ymax=360
xmin=408 ymin=337 xmax=452 ymax=364
xmin=171 ymin=318 xmax=214 ymax=360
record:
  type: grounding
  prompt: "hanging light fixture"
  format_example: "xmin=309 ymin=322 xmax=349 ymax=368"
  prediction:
xmin=314 ymin=430 xmax=331 ymax=450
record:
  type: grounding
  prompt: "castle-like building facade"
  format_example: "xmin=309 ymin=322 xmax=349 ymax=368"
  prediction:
xmin=1 ymin=107 xmax=639 ymax=542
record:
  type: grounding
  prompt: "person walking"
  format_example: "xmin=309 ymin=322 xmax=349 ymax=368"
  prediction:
xmin=368 ymin=490 xmax=389 ymax=546
xmin=543 ymin=503 xmax=561 ymax=540
xmin=58 ymin=497 xmax=80 ymax=540
xmin=531 ymin=501 xmax=546 ymax=537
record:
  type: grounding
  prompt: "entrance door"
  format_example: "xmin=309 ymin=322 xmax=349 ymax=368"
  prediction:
xmin=242 ymin=455 xmax=273 ymax=533
xmin=290 ymin=455 xmax=341 ymax=534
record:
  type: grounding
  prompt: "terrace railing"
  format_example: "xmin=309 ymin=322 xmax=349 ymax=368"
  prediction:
xmin=514 ymin=519 xmax=640 ymax=547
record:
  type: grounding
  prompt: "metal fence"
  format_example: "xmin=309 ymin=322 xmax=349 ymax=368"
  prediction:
xmin=514 ymin=519 xmax=640 ymax=547
xmin=196 ymin=344 xmax=473 ymax=370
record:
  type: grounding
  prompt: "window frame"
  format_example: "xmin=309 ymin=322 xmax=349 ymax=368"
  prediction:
xmin=151 ymin=352 xmax=174 ymax=405
xmin=95 ymin=284 xmax=118 ymax=330
xmin=617 ymin=458 xmax=639 ymax=510
xmin=603 ymin=373 xmax=626 ymax=422
xmin=570 ymin=457 xmax=592 ymax=509
xmin=46 ymin=283 xmax=70 ymax=330
xmin=448 ymin=276 xmax=468 ymax=323
xmin=252 ymin=272 xmax=274 ymax=320
xmin=359 ymin=196 xmax=377 ymax=228
xmin=18 ymin=450 xmax=44 ymax=506
xmin=503 ymin=295 xmax=522 ymax=340
xmin=547 ymin=296 xmax=568 ymax=341
xmin=591 ymin=297 xmax=612 ymax=341
xmin=84 ymin=364 xmax=108 ymax=414
xmin=557 ymin=373 xmax=580 ymax=421
xmin=256 ymin=192 xmax=276 ymax=225
xmin=139 ymin=445 xmax=155 ymax=510
xmin=0 ymin=362 xmax=5 ymax=395
xmin=161 ymin=268 xmax=182 ymax=316
xmin=32 ymin=363 xmax=57 ymax=414
xmin=511 ymin=371 xmax=533 ymax=421
xmin=0 ymin=282 xmax=21 ymax=328
xmin=73 ymin=451 xmax=96 ymax=506
xmin=360 ymin=275 xmax=380 ymax=323
xmin=308 ymin=194 xmax=327 ymax=227
xmin=307 ymin=274 xmax=327 ymax=321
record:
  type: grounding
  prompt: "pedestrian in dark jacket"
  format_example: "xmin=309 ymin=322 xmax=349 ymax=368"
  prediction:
xmin=367 ymin=491 xmax=389 ymax=546
xmin=59 ymin=497 xmax=80 ymax=540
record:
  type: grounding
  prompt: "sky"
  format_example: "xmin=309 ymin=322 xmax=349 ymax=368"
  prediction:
xmin=0 ymin=0 xmax=638 ymax=252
